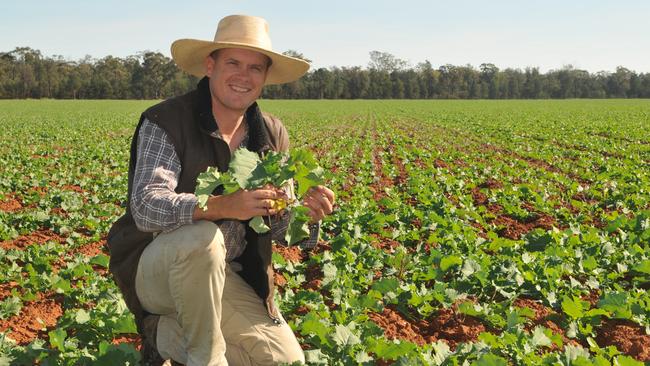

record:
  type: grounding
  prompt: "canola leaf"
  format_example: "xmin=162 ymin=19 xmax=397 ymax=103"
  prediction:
xmin=195 ymin=167 xmax=222 ymax=195
xmin=473 ymin=353 xmax=508 ymax=366
xmin=331 ymin=324 xmax=361 ymax=346
xmin=531 ymin=326 xmax=552 ymax=347
xmin=372 ymin=278 xmax=399 ymax=295
xmin=300 ymin=312 xmax=331 ymax=346
xmin=355 ymin=352 xmax=374 ymax=363
xmin=90 ymin=254 xmax=110 ymax=268
xmin=322 ymin=262 xmax=338 ymax=285
xmin=592 ymin=355 xmax=611 ymax=366
xmin=615 ymin=356 xmax=644 ymax=366
xmin=285 ymin=206 xmax=311 ymax=246
xmin=598 ymin=292 xmax=631 ymax=319
xmin=440 ymin=255 xmax=462 ymax=272
xmin=369 ymin=339 xmax=418 ymax=359
xmin=195 ymin=167 xmax=223 ymax=209
xmin=632 ymin=260 xmax=650 ymax=275
xmin=458 ymin=301 xmax=482 ymax=317
xmin=229 ymin=148 xmax=261 ymax=189
xmin=113 ymin=314 xmax=138 ymax=334
xmin=561 ymin=296 xmax=585 ymax=319
xmin=75 ymin=309 xmax=91 ymax=324
xmin=48 ymin=328 xmax=67 ymax=352
xmin=249 ymin=216 xmax=270 ymax=234
xmin=304 ymin=349 xmax=330 ymax=364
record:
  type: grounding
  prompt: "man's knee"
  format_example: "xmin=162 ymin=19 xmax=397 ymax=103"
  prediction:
xmin=173 ymin=220 xmax=226 ymax=265
xmin=226 ymin=339 xmax=305 ymax=366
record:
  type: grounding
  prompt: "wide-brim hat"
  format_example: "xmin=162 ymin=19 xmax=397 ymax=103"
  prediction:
xmin=171 ymin=15 xmax=310 ymax=85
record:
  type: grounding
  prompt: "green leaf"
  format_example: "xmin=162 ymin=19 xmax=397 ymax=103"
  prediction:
xmin=531 ymin=326 xmax=552 ymax=347
xmin=473 ymin=353 xmax=508 ymax=366
xmin=322 ymin=262 xmax=338 ymax=285
xmin=285 ymin=206 xmax=311 ymax=245
xmin=303 ymin=349 xmax=330 ymax=364
xmin=372 ymin=278 xmax=399 ymax=295
xmin=75 ymin=309 xmax=90 ymax=324
xmin=331 ymin=324 xmax=361 ymax=346
xmin=229 ymin=148 xmax=261 ymax=189
xmin=0 ymin=296 xmax=22 ymax=319
xmin=440 ymin=255 xmax=462 ymax=272
xmin=562 ymin=296 xmax=585 ymax=319
xmin=113 ymin=314 xmax=137 ymax=334
xmin=48 ymin=328 xmax=67 ymax=352
xmin=195 ymin=167 xmax=223 ymax=209
xmin=598 ymin=292 xmax=631 ymax=319
xmin=592 ymin=355 xmax=611 ymax=366
xmin=615 ymin=355 xmax=644 ymax=366
xmin=300 ymin=312 xmax=331 ymax=346
xmin=90 ymin=253 xmax=110 ymax=268
xmin=369 ymin=339 xmax=417 ymax=360
xmin=632 ymin=260 xmax=650 ymax=275
xmin=249 ymin=216 xmax=270 ymax=233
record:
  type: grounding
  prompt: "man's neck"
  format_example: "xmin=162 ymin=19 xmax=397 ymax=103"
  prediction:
xmin=212 ymin=105 xmax=245 ymax=136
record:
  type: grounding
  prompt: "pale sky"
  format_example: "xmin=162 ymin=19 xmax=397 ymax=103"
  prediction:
xmin=1 ymin=0 xmax=649 ymax=73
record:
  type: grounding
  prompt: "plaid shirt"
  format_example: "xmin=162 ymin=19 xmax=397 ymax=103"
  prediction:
xmin=130 ymin=119 xmax=318 ymax=262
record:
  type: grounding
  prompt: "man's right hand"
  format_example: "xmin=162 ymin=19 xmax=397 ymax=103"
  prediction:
xmin=192 ymin=187 xmax=286 ymax=222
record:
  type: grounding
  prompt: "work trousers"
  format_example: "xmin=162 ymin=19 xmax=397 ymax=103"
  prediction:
xmin=135 ymin=220 xmax=305 ymax=365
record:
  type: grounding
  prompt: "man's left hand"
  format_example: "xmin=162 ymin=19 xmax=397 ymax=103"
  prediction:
xmin=302 ymin=186 xmax=335 ymax=223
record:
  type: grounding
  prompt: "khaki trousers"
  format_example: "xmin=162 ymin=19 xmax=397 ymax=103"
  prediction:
xmin=135 ymin=221 xmax=305 ymax=366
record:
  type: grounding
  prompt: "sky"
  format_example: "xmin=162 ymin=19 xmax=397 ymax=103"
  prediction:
xmin=1 ymin=0 xmax=649 ymax=73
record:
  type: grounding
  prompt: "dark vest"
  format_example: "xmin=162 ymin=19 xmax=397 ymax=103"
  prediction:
xmin=107 ymin=77 xmax=289 ymax=332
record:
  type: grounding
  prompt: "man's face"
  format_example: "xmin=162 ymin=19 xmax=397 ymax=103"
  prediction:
xmin=205 ymin=48 xmax=269 ymax=115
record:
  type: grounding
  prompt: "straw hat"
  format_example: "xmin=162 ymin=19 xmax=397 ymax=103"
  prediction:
xmin=171 ymin=15 xmax=310 ymax=85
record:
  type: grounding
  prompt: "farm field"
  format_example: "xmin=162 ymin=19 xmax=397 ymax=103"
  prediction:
xmin=0 ymin=99 xmax=649 ymax=365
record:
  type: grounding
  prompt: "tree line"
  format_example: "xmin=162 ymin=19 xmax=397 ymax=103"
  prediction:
xmin=1 ymin=47 xmax=649 ymax=99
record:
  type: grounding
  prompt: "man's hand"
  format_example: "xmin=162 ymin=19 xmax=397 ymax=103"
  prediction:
xmin=193 ymin=187 xmax=286 ymax=221
xmin=302 ymin=185 xmax=336 ymax=223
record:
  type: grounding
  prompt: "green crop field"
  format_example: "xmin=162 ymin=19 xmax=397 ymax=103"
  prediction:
xmin=0 ymin=99 xmax=649 ymax=365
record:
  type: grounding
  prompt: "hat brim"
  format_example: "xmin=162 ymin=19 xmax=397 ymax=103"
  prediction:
xmin=171 ymin=39 xmax=310 ymax=85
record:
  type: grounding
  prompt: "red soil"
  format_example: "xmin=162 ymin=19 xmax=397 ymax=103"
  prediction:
xmin=370 ymin=234 xmax=400 ymax=253
xmin=581 ymin=290 xmax=601 ymax=308
xmin=273 ymin=244 xmax=305 ymax=263
xmin=596 ymin=319 xmax=650 ymax=361
xmin=369 ymin=306 xmax=486 ymax=349
xmin=492 ymin=213 xmax=557 ymax=240
xmin=304 ymin=263 xmax=323 ymax=291
xmin=71 ymin=239 xmax=108 ymax=257
xmin=478 ymin=179 xmax=503 ymax=190
xmin=0 ymin=229 xmax=65 ymax=250
xmin=61 ymin=184 xmax=85 ymax=193
xmin=274 ymin=272 xmax=287 ymax=288
xmin=471 ymin=188 xmax=488 ymax=206
xmin=434 ymin=159 xmax=448 ymax=168
xmin=0 ymin=194 xmax=22 ymax=212
xmin=0 ymin=281 xmax=20 ymax=301
xmin=371 ymin=145 xmax=394 ymax=201
xmin=112 ymin=333 xmax=143 ymax=351
xmin=391 ymin=152 xmax=408 ymax=187
xmin=0 ymin=293 xmax=64 ymax=345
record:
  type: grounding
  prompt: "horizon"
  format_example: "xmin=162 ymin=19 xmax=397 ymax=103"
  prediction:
xmin=1 ymin=0 xmax=649 ymax=74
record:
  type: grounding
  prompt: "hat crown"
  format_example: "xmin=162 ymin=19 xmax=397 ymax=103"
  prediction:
xmin=214 ymin=15 xmax=272 ymax=50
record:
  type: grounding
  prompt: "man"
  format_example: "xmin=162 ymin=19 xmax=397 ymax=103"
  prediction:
xmin=107 ymin=15 xmax=335 ymax=366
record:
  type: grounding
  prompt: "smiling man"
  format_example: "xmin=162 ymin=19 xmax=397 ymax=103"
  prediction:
xmin=107 ymin=15 xmax=335 ymax=366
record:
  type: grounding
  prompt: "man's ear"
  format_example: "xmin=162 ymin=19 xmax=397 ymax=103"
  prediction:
xmin=204 ymin=55 xmax=215 ymax=76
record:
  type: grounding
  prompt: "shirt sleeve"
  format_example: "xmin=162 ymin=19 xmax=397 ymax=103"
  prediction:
xmin=130 ymin=119 xmax=198 ymax=233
